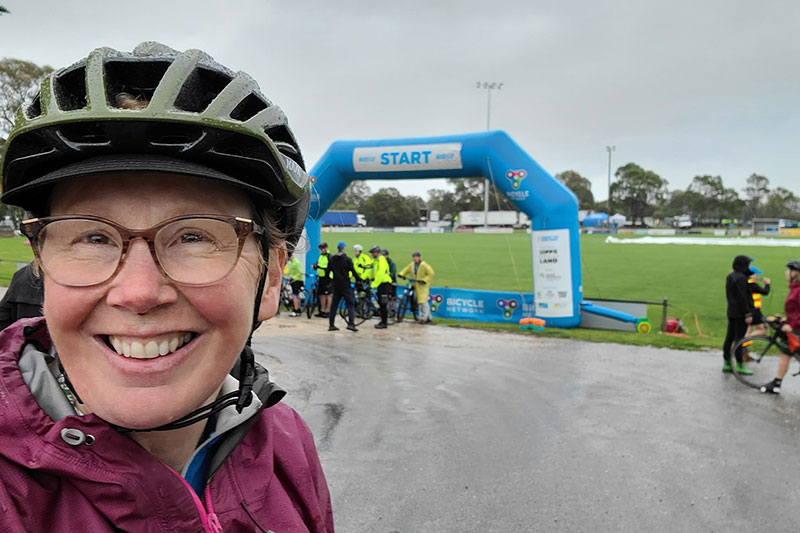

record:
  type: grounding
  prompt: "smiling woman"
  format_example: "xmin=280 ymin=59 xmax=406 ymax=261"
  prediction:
xmin=0 ymin=43 xmax=333 ymax=532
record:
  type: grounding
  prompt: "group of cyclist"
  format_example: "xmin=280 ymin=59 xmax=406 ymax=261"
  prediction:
xmin=724 ymin=256 xmax=800 ymax=394
xmin=282 ymin=241 xmax=435 ymax=330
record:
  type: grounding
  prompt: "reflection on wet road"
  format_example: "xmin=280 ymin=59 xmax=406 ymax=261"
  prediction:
xmin=253 ymin=317 xmax=800 ymax=532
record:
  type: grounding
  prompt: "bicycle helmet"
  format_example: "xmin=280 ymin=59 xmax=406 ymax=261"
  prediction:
xmin=381 ymin=249 xmax=389 ymax=255
xmin=1 ymin=42 xmax=309 ymax=247
xmin=412 ymin=250 xmax=421 ymax=257
xmin=318 ymin=241 xmax=328 ymax=249
xmin=0 ymin=43 xmax=311 ymax=432
xmin=337 ymin=241 xmax=346 ymax=249
xmin=353 ymin=244 xmax=363 ymax=252
xmin=788 ymin=260 xmax=800 ymax=271
xmin=369 ymin=245 xmax=381 ymax=253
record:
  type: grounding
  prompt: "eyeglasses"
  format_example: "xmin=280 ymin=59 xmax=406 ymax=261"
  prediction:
xmin=21 ymin=214 xmax=265 ymax=287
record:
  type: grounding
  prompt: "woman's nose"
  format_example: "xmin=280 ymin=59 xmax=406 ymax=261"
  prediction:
xmin=105 ymin=239 xmax=178 ymax=314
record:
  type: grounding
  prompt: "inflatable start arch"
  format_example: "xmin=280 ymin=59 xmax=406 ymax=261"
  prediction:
xmin=305 ymin=131 xmax=583 ymax=328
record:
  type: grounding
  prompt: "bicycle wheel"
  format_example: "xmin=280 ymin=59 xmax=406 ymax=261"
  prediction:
xmin=410 ymin=298 xmax=418 ymax=322
xmin=387 ymin=296 xmax=399 ymax=324
xmin=731 ymin=335 xmax=786 ymax=389
xmin=354 ymin=299 xmax=371 ymax=326
xmin=304 ymin=290 xmax=315 ymax=319
xmin=396 ymin=295 xmax=408 ymax=323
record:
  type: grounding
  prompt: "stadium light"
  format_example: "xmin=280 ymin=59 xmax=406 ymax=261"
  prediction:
xmin=606 ymin=145 xmax=615 ymax=216
xmin=476 ymin=82 xmax=504 ymax=227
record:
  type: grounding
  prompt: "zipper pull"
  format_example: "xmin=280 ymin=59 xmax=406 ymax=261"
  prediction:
xmin=208 ymin=512 xmax=222 ymax=532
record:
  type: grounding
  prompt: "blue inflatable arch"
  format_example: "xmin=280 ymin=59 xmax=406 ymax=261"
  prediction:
xmin=305 ymin=131 xmax=583 ymax=327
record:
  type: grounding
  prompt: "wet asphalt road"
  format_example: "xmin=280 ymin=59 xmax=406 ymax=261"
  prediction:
xmin=252 ymin=317 xmax=800 ymax=533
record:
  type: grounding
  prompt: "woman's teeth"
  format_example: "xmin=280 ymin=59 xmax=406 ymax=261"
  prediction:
xmin=107 ymin=333 xmax=193 ymax=359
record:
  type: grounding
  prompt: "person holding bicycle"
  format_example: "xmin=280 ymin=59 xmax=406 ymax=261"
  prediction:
xmin=312 ymin=242 xmax=333 ymax=318
xmin=328 ymin=241 xmax=359 ymax=332
xmin=760 ymin=260 xmax=800 ymax=394
xmin=399 ymin=251 xmax=435 ymax=324
xmin=369 ymin=245 xmax=393 ymax=329
xmin=0 ymin=43 xmax=332 ymax=530
xmin=352 ymin=244 xmax=373 ymax=298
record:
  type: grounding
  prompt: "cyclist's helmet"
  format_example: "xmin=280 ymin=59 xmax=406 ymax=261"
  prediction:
xmin=1 ymin=42 xmax=310 ymax=249
xmin=381 ymin=249 xmax=389 ymax=255
xmin=318 ymin=242 xmax=328 ymax=249
xmin=788 ymin=260 xmax=800 ymax=271
xmin=369 ymin=245 xmax=381 ymax=253
xmin=337 ymin=241 xmax=346 ymax=249
xmin=412 ymin=250 xmax=421 ymax=257
xmin=353 ymin=244 xmax=363 ymax=252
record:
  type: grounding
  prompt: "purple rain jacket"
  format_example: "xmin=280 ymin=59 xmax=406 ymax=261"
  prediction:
xmin=0 ymin=317 xmax=334 ymax=532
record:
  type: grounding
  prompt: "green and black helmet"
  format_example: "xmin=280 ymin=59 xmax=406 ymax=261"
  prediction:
xmin=0 ymin=42 xmax=310 ymax=246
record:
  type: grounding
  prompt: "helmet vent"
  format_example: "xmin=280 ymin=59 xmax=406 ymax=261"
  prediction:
xmin=229 ymin=93 xmax=268 ymax=122
xmin=174 ymin=66 xmax=231 ymax=113
xmin=148 ymin=123 xmax=203 ymax=147
xmin=59 ymin=122 xmax=110 ymax=145
xmin=55 ymin=66 xmax=88 ymax=111
xmin=105 ymin=60 xmax=170 ymax=109
xmin=265 ymin=126 xmax=304 ymax=168
xmin=26 ymin=95 xmax=43 ymax=119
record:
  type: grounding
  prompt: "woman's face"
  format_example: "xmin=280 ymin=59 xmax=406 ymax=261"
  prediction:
xmin=44 ymin=173 xmax=281 ymax=429
xmin=787 ymin=268 xmax=793 ymax=283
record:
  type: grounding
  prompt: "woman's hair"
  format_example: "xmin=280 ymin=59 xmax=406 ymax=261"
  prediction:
xmin=790 ymin=268 xmax=800 ymax=284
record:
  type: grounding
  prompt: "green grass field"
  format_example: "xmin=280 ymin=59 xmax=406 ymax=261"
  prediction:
xmin=2 ymin=231 xmax=794 ymax=352
xmin=0 ymin=237 xmax=35 ymax=285
xmin=322 ymin=231 xmax=796 ymax=351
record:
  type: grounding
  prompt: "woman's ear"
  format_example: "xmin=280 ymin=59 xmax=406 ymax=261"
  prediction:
xmin=258 ymin=247 xmax=287 ymax=322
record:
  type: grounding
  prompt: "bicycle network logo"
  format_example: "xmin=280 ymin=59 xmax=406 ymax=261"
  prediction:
xmin=505 ymin=169 xmax=527 ymax=190
xmin=430 ymin=294 xmax=443 ymax=313
xmin=496 ymin=298 xmax=519 ymax=319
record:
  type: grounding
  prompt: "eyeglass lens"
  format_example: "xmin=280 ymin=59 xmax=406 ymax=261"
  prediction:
xmin=37 ymin=218 xmax=242 ymax=286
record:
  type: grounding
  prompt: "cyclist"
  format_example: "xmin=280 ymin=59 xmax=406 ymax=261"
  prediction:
xmin=399 ymin=251 xmax=435 ymax=324
xmin=328 ymin=241 xmax=359 ymax=332
xmin=723 ymin=255 xmax=756 ymax=375
xmin=746 ymin=265 xmax=770 ymax=337
xmin=312 ymin=241 xmax=333 ymax=318
xmin=760 ymin=260 xmax=800 ymax=394
xmin=0 ymin=43 xmax=332 ymax=530
xmin=352 ymin=243 xmax=373 ymax=298
xmin=382 ymin=249 xmax=398 ymax=317
xmin=286 ymin=251 xmax=305 ymax=317
xmin=370 ymin=245 xmax=393 ymax=329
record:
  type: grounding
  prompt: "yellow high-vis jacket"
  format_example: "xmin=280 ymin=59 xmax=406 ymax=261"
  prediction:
xmin=399 ymin=260 xmax=435 ymax=304
xmin=371 ymin=255 xmax=393 ymax=289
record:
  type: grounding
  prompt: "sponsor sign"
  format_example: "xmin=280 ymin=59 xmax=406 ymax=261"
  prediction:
xmin=420 ymin=286 xmax=534 ymax=323
xmin=353 ymin=143 xmax=463 ymax=172
xmin=531 ymin=229 xmax=573 ymax=317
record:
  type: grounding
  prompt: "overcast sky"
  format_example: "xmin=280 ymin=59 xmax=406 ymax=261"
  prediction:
xmin=2 ymin=0 xmax=798 ymax=202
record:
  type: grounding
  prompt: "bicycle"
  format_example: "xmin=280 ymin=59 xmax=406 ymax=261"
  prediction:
xmin=393 ymin=276 xmax=418 ymax=324
xmin=731 ymin=314 xmax=800 ymax=389
xmin=304 ymin=274 xmax=319 ymax=319
xmin=279 ymin=278 xmax=293 ymax=312
xmin=339 ymin=280 xmax=378 ymax=326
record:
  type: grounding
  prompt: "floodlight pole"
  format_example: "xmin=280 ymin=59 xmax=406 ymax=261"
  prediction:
xmin=477 ymin=81 xmax=503 ymax=228
xmin=606 ymin=145 xmax=615 ymax=217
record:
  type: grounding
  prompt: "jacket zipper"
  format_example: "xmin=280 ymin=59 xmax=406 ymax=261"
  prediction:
xmin=164 ymin=464 xmax=221 ymax=532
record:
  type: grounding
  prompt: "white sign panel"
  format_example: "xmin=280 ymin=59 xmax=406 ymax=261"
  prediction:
xmin=353 ymin=143 xmax=463 ymax=172
xmin=532 ymin=229 xmax=573 ymax=317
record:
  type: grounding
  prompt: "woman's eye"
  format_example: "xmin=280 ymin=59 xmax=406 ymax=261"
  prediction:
xmin=178 ymin=232 xmax=209 ymax=244
xmin=79 ymin=233 xmax=114 ymax=245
